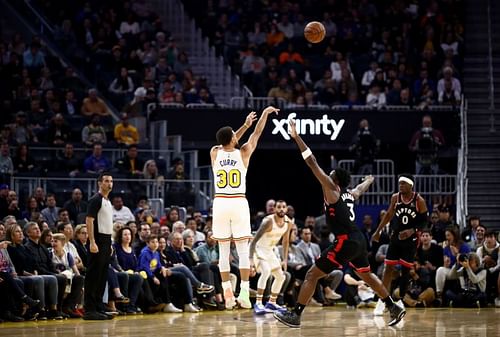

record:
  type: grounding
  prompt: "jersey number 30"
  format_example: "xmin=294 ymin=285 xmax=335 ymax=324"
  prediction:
xmin=217 ymin=169 xmax=241 ymax=188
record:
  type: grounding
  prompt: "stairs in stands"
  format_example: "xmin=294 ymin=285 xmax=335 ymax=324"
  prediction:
xmin=464 ymin=0 xmax=500 ymax=230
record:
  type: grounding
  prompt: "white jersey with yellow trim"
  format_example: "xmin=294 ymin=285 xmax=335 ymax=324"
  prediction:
xmin=212 ymin=148 xmax=247 ymax=196
xmin=256 ymin=214 xmax=289 ymax=250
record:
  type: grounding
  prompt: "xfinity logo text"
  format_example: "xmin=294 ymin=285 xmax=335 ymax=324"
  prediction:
xmin=271 ymin=113 xmax=345 ymax=140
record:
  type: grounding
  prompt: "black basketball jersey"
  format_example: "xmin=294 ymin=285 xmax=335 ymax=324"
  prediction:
xmin=393 ymin=192 xmax=420 ymax=234
xmin=324 ymin=187 xmax=358 ymax=235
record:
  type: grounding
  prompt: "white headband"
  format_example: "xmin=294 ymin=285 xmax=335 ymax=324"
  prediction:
xmin=398 ymin=177 xmax=414 ymax=186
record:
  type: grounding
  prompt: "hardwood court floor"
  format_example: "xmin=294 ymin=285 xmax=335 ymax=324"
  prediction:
xmin=0 ymin=307 xmax=499 ymax=337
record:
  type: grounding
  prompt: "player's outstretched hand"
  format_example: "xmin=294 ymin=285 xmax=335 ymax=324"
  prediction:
xmin=363 ymin=175 xmax=375 ymax=183
xmin=263 ymin=106 xmax=280 ymax=115
xmin=288 ymin=119 xmax=298 ymax=138
xmin=245 ymin=111 xmax=257 ymax=128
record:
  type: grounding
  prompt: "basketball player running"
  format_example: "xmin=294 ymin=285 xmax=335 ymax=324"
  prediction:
xmin=211 ymin=106 xmax=280 ymax=309
xmin=371 ymin=174 xmax=428 ymax=315
xmin=274 ymin=120 xmax=405 ymax=328
xmin=249 ymin=199 xmax=292 ymax=314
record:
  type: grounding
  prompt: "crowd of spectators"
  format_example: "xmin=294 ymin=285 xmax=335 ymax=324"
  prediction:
xmin=1 ymin=192 xmax=498 ymax=322
xmin=30 ymin=0 xmax=216 ymax=107
xmin=183 ymin=0 xmax=463 ymax=108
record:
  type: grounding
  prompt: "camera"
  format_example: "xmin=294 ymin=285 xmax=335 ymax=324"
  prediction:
xmin=458 ymin=254 xmax=469 ymax=263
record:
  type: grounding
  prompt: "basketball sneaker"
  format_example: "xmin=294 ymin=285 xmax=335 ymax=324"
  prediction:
xmin=224 ymin=287 xmax=236 ymax=310
xmin=265 ymin=302 xmax=287 ymax=313
xmin=274 ymin=310 xmax=301 ymax=328
xmin=253 ymin=303 xmax=268 ymax=315
xmin=388 ymin=302 xmax=406 ymax=326
xmin=236 ymin=288 xmax=252 ymax=309
xmin=373 ymin=298 xmax=385 ymax=316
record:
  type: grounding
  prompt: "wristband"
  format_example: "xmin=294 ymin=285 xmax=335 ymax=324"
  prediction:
xmin=244 ymin=123 xmax=250 ymax=128
xmin=301 ymin=148 xmax=312 ymax=160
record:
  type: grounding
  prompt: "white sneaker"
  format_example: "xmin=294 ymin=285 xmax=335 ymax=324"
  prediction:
xmin=163 ymin=303 xmax=183 ymax=313
xmin=396 ymin=299 xmax=405 ymax=309
xmin=373 ymin=299 xmax=385 ymax=316
xmin=184 ymin=303 xmax=201 ymax=312
xmin=495 ymin=297 xmax=500 ymax=308
xmin=224 ymin=287 xmax=237 ymax=309
xmin=236 ymin=288 xmax=252 ymax=309
xmin=325 ymin=291 xmax=342 ymax=300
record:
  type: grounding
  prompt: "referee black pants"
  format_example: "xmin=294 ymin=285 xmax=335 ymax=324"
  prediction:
xmin=84 ymin=234 xmax=111 ymax=313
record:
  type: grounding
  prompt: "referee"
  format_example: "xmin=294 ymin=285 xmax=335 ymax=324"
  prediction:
xmin=83 ymin=172 xmax=114 ymax=320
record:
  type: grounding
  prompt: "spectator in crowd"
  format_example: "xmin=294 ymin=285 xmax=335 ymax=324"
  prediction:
xmin=83 ymin=143 xmax=111 ymax=174
xmin=116 ymin=144 xmax=144 ymax=177
xmin=435 ymin=227 xmax=471 ymax=306
xmin=444 ymin=252 xmax=487 ymax=308
xmin=349 ymin=119 xmax=379 ymax=175
xmin=50 ymin=233 xmax=84 ymax=318
xmin=438 ymin=79 xmax=461 ymax=105
xmin=21 ymin=196 xmax=39 ymax=220
xmin=33 ymin=187 xmax=46 ymax=210
xmin=343 ymin=267 xmax=377 ymax=308
xmin=166 ymin=160 xmax=194 ymax=207
xmin=61 ymin=90 xmax=79 ymax=116
xmin=56 ymin=143 xmax=81 ymax=176
xmin=437 ymin=67 xmax=461 ymax=98
xmin=476 ymin=230 xmax=500 ymax=306
xmin=409 ymin=115 xmax=445 ymax=175
xmin=194 ymin=230 xmax=218 ymax=264
xmin=366 ymin=84 xmax=386 ymax=108
xmin=11 ymin=111 xmax=38 ymax=144
xmin=41 ymin=194 xmax=60 ymax=228
xmin=4 ymin=190 xmax=21 ymax=219
xmin=142 ymin=160 xmax=164 ymax=181
xmin=112 ymin=196 xmax=135 ymax=225
xmin=123 ymin=87 xmax=147 ymax=117
xmin=82 ymin=115 xmax=107 ymax=146
xmin=81 ymin=89 xmax=110 ymax=117
xmin=23 ymin=42 xmax=45 ymax=73
xmin=114 ymin=113 xmax=139 ymax=146
xmin=430 ymin=204 xmax=455 ymax=244
xmin=462 ymin=216 xmax=481 ymax=248
xmin=0 ymin=143 xmax=14 ymax=179
xmin=108 ymin=67 xmax=134 ymax=107
xmin=46 ymin=114 xmax=72 ymax=146
xmin=186 ymin=217 xmax=205 ymax=245
xmin=13 ymin=143 xmax=36 ymax=173
xmin=73 ymin=224 xmax=89 ymax=272
xmin=63 ymin=188 xmax=87 ymax=225
xmin=361 ymin=62 xmax=379 ymax=94
xmin=469 ymin=224 xmax=487 ymax=251
xmin=133 ymin=222 xmax=150 ymax=257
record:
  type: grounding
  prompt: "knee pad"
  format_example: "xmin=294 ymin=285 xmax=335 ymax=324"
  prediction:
xmin=257 ymin=262 xmax=271 ymax=290
xmin=271 ymin=269 xmax=286 ymax=294
xmin=235 ymin=240 xmax=250 ymax=269
xmin=218 ymin=240 xmax=231 ymax=273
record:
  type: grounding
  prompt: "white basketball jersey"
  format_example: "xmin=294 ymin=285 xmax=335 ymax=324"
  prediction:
xmin=212 ymin=149 xmax=247 ymax=196
xmin=256 ymin=215 xmax=289 ymax=249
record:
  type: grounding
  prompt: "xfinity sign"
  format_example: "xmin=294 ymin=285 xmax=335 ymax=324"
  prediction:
xmin=271 ymin=113 xmax=345 ymax=140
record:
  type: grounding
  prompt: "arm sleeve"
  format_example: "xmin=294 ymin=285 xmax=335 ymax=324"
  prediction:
xmin=87 ymin=196 xmax=101 ymax=218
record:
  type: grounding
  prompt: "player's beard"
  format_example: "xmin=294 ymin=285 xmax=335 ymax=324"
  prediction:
xmin=276 ymin=211 xmax=285 ymax=218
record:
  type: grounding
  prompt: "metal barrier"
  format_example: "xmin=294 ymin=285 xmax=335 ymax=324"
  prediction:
xmin=230 ymin=97 xmax=287 ymax=110
xmin=338 ymin=159 xmax=395 ymax=176
xmin=10 ymin=176 xmax=213 ymax=212
xmin=456 ymin=97 xmax=468 ymax=228
xmin=350 ymin=174 xmax=394 ymax=205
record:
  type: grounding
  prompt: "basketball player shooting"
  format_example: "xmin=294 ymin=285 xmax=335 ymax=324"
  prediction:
xmin=211 ymin=106 xmax=280 ymax=310
xmin=274 ymin=120 xmax=405 ymax=328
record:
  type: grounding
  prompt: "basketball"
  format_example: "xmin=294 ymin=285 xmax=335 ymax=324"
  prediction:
xmin=304 ymin=21 xmax=326 ymax=43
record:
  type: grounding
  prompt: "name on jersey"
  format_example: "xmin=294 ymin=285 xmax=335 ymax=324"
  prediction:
xmin=272 ymin=113 xmax=345 ymax=141
xmin=395 ymin=207 xmax=417 ymax=219
xmin=219 ymin=159 xmax=238 ymax=167
xmin=341 ymin=192 xmax=354 ymax=202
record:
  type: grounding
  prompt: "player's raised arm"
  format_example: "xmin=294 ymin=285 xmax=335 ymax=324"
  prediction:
xmin=371 ymin=193 xmax=397 ymax=242
xmin=288 ymin=119 xmax=336 ymax=191
xmin=234 ymin=111 xmax=257 ymax=142
xmin=241 ymin=106 xmax=280 ymax=161
xmin=350 ymin=175 xmax=375 ymax=200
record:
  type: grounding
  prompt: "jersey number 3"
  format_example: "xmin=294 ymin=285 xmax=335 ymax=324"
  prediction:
xmin=347 ymin=203 xmax=355 ymax=221
xmin=217 ymin=169 xmax=241 ymax=188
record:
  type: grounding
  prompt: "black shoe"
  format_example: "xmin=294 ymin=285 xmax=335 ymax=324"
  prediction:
xmin=21 ymin=295 xmax=41 ymax=309
xmin=273 ymin=310 xmax=301 ymax=328
xmin=37 ymin=310 xmax=48 ymax=321
xmin=47 ymin=310 xmax=64 ymax=320
xmin=82 ymin=311 xmax=108 ymax=320
xmin=202 ymin=298 xmax=218 ymax=308
xmin=98 ymin=311 xmax=114 ymax=319
xmin=4 ymin=311 xmax=24 ymax=322
xmin=388 ymin=303 xmax=406 ymax=326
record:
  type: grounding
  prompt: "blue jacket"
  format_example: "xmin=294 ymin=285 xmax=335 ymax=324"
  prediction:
xmin=138 ymin=246 xmax=161 ymax=279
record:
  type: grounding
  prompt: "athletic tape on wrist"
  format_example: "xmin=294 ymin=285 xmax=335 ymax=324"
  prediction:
xmin=302 ymin=148 xmax=312 ymax=160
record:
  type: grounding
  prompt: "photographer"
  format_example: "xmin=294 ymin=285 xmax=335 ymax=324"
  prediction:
xmin=349 ymin=119 xmax=380 ymax=175
xmin=444 ymin=253 xmax=487 ymax=308
xmin=409 ymin=115 xmax=445 ymax=175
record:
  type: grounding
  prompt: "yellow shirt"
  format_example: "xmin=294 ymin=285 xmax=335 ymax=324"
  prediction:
xmin=114 ymin=123 xmax=139 ymax=145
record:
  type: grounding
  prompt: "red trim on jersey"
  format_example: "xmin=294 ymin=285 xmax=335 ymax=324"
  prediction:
xmin=214 ymin=194 xmax=246 ymax=198
xmin=349 ymin=263 xmax=371 ymax=273
xmin=399 ymin=259 xmax=414 ymax=269
xmin=384 ymin=259 xmax=400 ymax=266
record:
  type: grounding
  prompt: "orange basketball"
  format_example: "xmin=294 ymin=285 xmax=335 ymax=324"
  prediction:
xmin=304 ymin=21 xmax=326 ymax=43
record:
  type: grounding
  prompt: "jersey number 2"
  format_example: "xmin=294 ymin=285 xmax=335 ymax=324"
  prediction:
xmin=217 ymin=169 xmax=241 ymax=188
